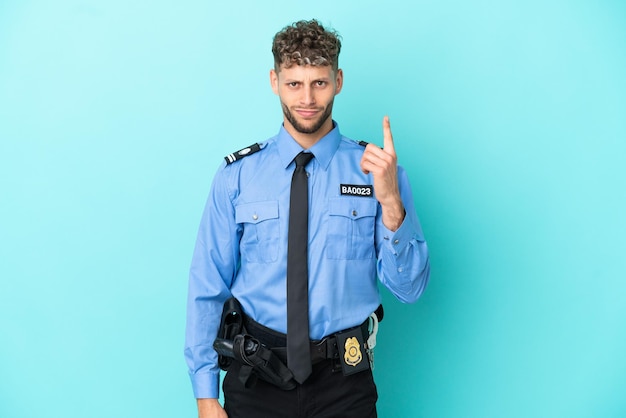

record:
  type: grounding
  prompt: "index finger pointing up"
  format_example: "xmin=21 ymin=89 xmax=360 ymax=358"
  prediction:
xmin=383 ymin=115 xmax=395 ymax=155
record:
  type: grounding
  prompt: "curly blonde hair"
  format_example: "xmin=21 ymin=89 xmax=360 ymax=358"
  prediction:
xmin=272 ymin=19 xmax=342 ymax=72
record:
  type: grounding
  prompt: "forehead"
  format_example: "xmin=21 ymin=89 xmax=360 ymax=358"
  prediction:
xmin=277 ymin=64 xmax=335 ymax=80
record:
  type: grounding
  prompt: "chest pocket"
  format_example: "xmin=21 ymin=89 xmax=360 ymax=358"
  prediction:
xmin=326 ymin=197 xmax=377 ymax=260
xmin=235 ymin=200 xmax=280 ymax=263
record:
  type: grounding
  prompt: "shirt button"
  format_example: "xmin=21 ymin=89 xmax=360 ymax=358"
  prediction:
xmin=252 ymin=214 xmax=258 ymax=220
xmin=393 ymin=239 xmax=400 ymax=245
xmin=352 ymin=210 xmax=358 ymax=217
xmin=398 ymin=267 xmax=404 ymax=273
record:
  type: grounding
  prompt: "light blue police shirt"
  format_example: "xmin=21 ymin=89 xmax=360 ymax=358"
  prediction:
xmin=185 ymin=122 xmax=430 ymax=399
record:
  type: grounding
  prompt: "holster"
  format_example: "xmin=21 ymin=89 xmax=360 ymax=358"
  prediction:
xmin=215 ymin=297 xmax=244 ymax=370
xmin=214 ymin=298 xmax=297 ymax=390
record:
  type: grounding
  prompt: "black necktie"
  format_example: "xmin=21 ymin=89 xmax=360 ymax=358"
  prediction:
xmin=287 ymin=151 xmax=314 ymax=384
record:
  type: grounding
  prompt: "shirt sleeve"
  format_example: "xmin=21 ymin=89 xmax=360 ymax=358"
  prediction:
xmin=375 ymin=166 xmax=430 ymax=303
xmin=184 ymin=164 xmax=240 ymax=398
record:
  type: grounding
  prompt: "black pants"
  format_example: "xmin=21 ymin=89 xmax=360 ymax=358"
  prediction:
xmin=223 ymin=359 xmax=378 ymax=418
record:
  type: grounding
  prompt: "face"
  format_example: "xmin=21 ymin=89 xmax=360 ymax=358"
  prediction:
xmin=270 ymin=64 xmax=343 ymax=141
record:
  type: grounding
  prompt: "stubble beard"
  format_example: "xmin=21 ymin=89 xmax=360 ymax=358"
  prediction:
xmin=281 ymin=100 xmax=334 ymax=135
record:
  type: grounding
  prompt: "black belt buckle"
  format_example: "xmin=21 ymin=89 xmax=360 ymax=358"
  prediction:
xmin=335 ymin=325 xmax=370 ymax=376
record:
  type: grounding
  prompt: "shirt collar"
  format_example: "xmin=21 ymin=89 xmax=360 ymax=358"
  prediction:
xmin=276 ymin=121 xmax=342 ymax=170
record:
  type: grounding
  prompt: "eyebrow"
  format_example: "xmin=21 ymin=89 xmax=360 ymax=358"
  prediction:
xmin=283 ymin=77 xmax=331 ymax=83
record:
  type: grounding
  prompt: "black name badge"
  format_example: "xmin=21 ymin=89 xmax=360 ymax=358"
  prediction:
xmin=340 ymin=184 xmax=373 ymax=197
xmin=336 ymin=327 xmax=370 ymax=376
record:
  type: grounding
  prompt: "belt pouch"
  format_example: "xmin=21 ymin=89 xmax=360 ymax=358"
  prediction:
xmin=232 ymin=334 xmax=296 ymax=390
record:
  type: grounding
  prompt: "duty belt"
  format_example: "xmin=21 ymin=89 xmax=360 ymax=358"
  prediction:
xmin=243 ymin=305 xmax=383 ymax=365
xmin=243 ymin=316 xmax=362 ymax=365
xmin=213 ymin=297 xmax=383 ymax=389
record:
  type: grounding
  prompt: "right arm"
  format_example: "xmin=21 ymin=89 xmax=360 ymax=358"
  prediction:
xmin=185 ymin=165 xmax=241 ymax=409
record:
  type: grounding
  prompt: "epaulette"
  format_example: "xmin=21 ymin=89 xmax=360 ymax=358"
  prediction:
xmin=224 ymin=143 xmax=263 ymax=165
xmin=355 ymin=140 xmax=369 ymax=147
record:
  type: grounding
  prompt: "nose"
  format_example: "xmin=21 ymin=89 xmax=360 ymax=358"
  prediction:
xmin=301 ymin=85 xmax=315 ymax=106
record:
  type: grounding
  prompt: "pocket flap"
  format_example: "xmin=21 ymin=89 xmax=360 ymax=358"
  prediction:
xmin=329 ymin=197 xmax=377 ymax=220
xmin=235 ymin=201 xmax=279 ymax=224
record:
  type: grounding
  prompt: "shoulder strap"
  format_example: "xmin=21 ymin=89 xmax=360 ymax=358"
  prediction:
xmin=224 ymin=143 xmax=262 ymax=165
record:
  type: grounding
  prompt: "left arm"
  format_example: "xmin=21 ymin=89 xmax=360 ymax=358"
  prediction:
xmin=361 ymin=116 xmax=430 ymax=302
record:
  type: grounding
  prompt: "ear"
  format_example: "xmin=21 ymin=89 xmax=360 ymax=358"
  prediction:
xmin=334 ymin=68 xmax=344 ymax=95
xmin=270 ymin=69 xmax=279 ymax=95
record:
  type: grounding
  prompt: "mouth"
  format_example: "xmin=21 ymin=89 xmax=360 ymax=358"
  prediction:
xmin=294 ymin=108 xmax=322 ymax=118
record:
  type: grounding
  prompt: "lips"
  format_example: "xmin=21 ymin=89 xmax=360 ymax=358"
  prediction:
xmin=295 ymin=108 xmax=321 ymax=118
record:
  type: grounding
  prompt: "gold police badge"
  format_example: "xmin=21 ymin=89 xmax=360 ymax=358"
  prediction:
xmin=344 ymin=337 xmax=363 ymax=366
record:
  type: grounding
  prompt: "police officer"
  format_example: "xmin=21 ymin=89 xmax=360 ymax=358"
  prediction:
xmin=185 ymin=19 xmax=430 ymax=418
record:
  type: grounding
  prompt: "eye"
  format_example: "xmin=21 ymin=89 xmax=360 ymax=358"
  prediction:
xmin=315 ymin=81 xmax=327 ymax=87
xmin=287 ymin=82 xmax=299 ymax=88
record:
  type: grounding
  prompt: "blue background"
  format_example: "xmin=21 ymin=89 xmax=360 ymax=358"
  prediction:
xmin=1 ymin=1 xmax=625 ymax=417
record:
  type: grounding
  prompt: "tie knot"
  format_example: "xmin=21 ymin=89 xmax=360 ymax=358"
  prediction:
xmin=295 ymin=152 xmax=314 ymax=168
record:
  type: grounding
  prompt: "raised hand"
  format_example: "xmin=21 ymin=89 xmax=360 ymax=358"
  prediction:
xmin=360 ymin=116 xmax=405 ymax=231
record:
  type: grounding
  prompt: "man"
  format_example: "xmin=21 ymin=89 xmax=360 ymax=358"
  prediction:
xmin=185 ymin=19 xmax=430 ymax=418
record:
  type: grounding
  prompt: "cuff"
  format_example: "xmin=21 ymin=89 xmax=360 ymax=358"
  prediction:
xmin=382 ymin=216 xmax=418 ymax=255
xmin=190 ymin=370 xmax=220 ymax=399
